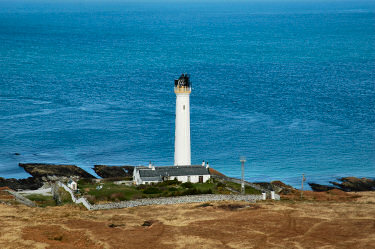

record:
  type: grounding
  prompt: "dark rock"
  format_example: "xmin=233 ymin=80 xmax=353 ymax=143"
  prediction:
xmin=309 ymin=177 xmax=375 ymax=192
xmin=142 ymin=220 xmax=154 ymax=226
xmin=108 ymin=223 xmax=125 ymax=228
xmin=93 ymin=165 xmax=134 ymax=179
xmin=308 ymin=183 xmax=337 ymax=192
xmin=0 ymin=177 xmax=43 ymax=190
xmin=330 ymin=177 xmax=375 ymax=192
xmin=14 ymin=153 xmax=21 ymax=156
xmin=19 ymin=163 xmax=95 ymax=179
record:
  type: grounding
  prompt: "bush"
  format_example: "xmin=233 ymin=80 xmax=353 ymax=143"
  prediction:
xmin=168 ymin=187 xmax=178 ymax=192
xmin=158 ymin=179 xmax=180 ymax=186
xmin=217 ymin=182 xmax=225 ymax=187
xmin=181 ymin=182 xmax=194 ymax=189
xmin=143 ymin=187 xmax=162 ymax=194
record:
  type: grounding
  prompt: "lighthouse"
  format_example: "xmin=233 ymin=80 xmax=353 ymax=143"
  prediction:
xmin=174 ymin=74 xmax=191 ymax=166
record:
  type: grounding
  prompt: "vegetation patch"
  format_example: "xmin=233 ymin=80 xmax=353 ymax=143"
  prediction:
xmin=25 ymin=194 xmax=56 ymax=207
xmin=78 ymin=178 xmax=262 ymax=204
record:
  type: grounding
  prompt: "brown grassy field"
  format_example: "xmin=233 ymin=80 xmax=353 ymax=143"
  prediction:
xmin=0 ymin=191 xmax=374 ymax=249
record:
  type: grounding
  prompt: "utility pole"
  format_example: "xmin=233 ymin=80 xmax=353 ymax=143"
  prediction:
xmin=301 ymin=173 xmax=306 ymax=200
xmin=240 ymin=157 xmax=246 ymax=195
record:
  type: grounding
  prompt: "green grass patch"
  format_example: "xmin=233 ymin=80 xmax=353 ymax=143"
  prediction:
xmin=58 ymin=187 xmax=73 ymax=205
xmin=225 ymin=181 xmax=262 ymax=195
xmin=25 ymin=194 xmax=56 ymax=207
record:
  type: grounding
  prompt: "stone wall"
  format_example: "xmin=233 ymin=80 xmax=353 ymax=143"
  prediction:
xmin=5 ymin=189 xmax=36 ymax=207
xmin=91 ymin=194 xmax=264 ymax=210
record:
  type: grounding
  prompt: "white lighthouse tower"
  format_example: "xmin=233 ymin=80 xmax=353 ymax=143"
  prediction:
xmin=174 ymin=74 xmax=191 ymax=166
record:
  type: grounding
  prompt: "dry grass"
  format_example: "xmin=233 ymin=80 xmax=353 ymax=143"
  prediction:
xmin=0 ymin=192 xmax=374 ymax=248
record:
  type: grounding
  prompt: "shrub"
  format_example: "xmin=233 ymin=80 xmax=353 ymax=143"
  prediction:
xmin=136 ymin=185 xmax=147 ymax=190
xmin=182 ymin=188 xmax=200 ymax=195
xmin=157 ymin=179 xmax=180 ymax=187
xmin=181 ymin=182 xmax=194 ymax=189
xmin=217 ymin=182 xmax=225 ymax=187
xmin=168 ymin=187 xmax=177 ymax=192
xmin=143 ymin=187 xmax=162 ymax=194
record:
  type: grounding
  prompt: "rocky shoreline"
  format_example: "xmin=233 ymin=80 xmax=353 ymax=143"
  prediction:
xmin=0 ymin=163 xmax=374 ymax=193
xmin=308 ymin=177 xmax=375 ymax=192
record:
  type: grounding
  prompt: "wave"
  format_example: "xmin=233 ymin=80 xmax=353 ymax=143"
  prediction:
xmin=0 ymin=109 xmax=56 ymax=120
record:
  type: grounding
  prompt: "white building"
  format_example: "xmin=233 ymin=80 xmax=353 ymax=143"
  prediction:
xmin=174 ymin=74 xmax=191 ymax=166
xmin=133 ymin=165 xmax=211 ymax=185
xmin=67 ymin=179 xmax=77 ymax=191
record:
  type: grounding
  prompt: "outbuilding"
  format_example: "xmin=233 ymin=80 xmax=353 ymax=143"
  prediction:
xmin=133 ymin=165 xmax=211 ymax=185
xmin=67 ymin=179 xmax=77 ymax=191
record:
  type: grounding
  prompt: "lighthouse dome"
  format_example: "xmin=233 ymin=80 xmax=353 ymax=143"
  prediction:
xmin=174 ymin=74 xmax=191 ymax=94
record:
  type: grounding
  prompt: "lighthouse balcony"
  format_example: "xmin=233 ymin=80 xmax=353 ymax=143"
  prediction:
xmin=174 ymin=86 xmax=191 ymax=94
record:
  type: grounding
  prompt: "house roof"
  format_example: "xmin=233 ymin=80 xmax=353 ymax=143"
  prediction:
xmin=68 ymin=179 xmax=76 ymax=184
xmin=138 ymin=165 xmax=210 ymax=179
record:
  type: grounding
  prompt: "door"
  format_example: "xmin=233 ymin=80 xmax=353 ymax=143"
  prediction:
xmin=199 ymin=176 xmax=203 ymax=183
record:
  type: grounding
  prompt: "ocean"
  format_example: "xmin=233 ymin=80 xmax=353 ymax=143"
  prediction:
xmin=0 ymin=1 xmax=374 ymax=188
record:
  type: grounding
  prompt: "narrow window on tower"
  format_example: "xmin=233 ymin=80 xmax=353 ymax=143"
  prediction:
xmin=183 ymin=105 xmax=185 ymax=110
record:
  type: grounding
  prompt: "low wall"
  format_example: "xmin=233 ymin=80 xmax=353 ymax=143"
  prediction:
xmin=91 ymin=194 xmax=264 ymax=210
xmin=56 ymin=182 xmax=92 ymax=210
xmin=5 ymin=190 xmax=36 ymax=207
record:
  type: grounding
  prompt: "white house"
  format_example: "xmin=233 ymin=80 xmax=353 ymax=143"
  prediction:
xmin=133 ymin=165 xmax=211 ymax=185
xmin=67 ymin=179 xmax=77 ymax=191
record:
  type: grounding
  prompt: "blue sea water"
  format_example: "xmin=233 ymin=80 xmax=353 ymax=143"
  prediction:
xmin=0 ymin=1 xmax=374 ymax=188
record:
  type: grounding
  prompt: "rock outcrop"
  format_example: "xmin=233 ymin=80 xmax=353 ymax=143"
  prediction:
xmin=0 ymin=177 xmax=43 ymax=190
xmin=255 ymin=181 xmax=297 ymax=195
xmin=19 ymin=163 xmax=95 ymax=179
xmin=308 ymin=183 xmax=336 ymax=192
xmin=309 ymin=177 xmax=375 ymax=192
xmin=93 ymin=165 xmax=134 ymax=178
xmin=331 ymin=177 xmax=375 ymax=191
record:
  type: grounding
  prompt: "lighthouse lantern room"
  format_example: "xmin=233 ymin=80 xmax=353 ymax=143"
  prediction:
xmin=174 ymin=74 xmax=191 ymax=166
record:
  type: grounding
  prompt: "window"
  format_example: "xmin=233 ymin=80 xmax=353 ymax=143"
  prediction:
xmin=183 ymin=105 xmax=185 ymax=110
xmin=187 ymin=176 xmax=191 ymax=182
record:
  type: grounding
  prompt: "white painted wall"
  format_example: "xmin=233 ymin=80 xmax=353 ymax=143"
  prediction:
xmin=68 ymin=182 xmax=77 ymax=191
xmin=174 ymin=92 xmax=191 ymax=166
xmin=169 ymin=175 xmax=210 ymax=183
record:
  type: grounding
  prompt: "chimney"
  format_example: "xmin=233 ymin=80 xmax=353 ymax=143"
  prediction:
xmin=152 ymin=166 xmax=155 ymax=170
xmin=206 ymin=162 xmax=210 ymax=169
xmin=202 ymin=160 xmax=205 ymax=167
xmin=149 ymin=161 xmax=152 ymax=168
